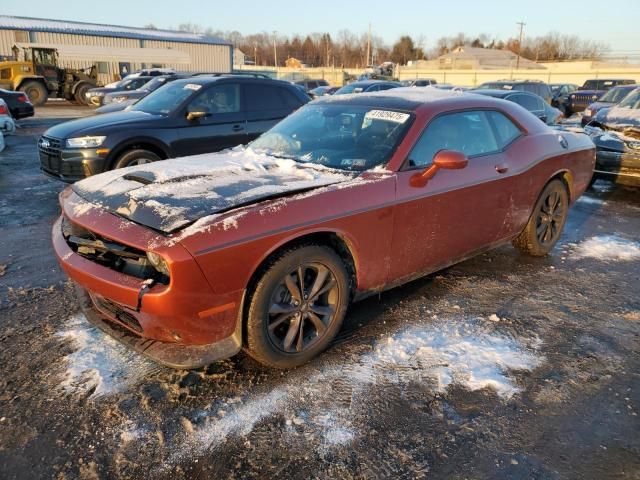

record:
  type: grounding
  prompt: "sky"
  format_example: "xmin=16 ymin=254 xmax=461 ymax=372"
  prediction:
xmin=2 ymin=0 xmax=639 ymax=56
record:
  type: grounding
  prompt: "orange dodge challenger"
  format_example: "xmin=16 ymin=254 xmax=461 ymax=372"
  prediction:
xmin=53 ymin=88 xmax=595 ymax=369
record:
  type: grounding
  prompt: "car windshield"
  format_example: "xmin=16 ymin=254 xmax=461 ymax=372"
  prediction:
xmin=249 ymin=103 xmax=413 ymax=171
xmin=334 ymin=84 xmax=365 ymax=94
xmin=477 ymin=83 xmax=513 ymax=90
xmin=130 ymin=81 xmax=198 ymax=114
xmin=600 ymin=86 xmax=635 ymax=103
xmin=617 ymin=88 xmax=640 ymax=109
xmin=141 ymin=77 xmax=168 ymax=91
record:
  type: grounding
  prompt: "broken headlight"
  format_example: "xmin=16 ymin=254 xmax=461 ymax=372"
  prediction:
xmin=146 ymin=252 xmax=169 ymax=276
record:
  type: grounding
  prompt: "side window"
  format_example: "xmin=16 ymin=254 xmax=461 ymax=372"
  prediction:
xmin=407 ymin=111 xmax=499 ymax=168
xmin=245 ymin=84 xmax=288 ymax=111
xmin=307 ymin=81 xmax=319 ymax=90
xmin=277 ymin=87 xmax=303 ymax=109
xmin=486 ymin=111 xmax=522 ymax=148
xmin=509 ymin=93 xmax=542 ymax=112
xmin=366 ymin=84 xmax=380 ymax=92
xmin=187 ymin=83 xmax=240 ymax=113
xmin=379 ymin=84 xmax=397 ymax=91
xmin=0 ymin=68 xmax=11 ymax=80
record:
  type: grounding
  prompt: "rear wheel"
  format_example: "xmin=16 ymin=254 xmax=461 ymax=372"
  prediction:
xmin=245 ymin=245 xmax=350 ymax=368
xmin=19 ymin=81 xmax=48 ymax=106
xmin=513 ymin=179 xmax=569 ymax=256
xmin=74 ymin=83 xmax=92 ymax=105
xmin=113 ymin=149 xmax=161 ymax=169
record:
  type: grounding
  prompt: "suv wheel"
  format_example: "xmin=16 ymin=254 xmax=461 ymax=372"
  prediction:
xmin=113 ymin=149 xmax=161 ymax=169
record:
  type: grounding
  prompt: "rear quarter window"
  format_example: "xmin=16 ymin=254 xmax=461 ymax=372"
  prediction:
xmin=487 ymin=111 xmax=522 ymax=148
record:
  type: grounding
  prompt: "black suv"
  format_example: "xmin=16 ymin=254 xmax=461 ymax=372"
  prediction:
xmin=476 ymin=80 xmax=553 ymax=104
xmin=39 ymin=75 xmax=309 ymax=182
xmin=566 ymin=78 xmax=635 ymax=115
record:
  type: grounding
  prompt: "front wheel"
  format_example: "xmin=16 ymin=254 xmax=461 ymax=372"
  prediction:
xmin=74 ymin=83 xmax=92 ymax=105
xmin=112 ymin=149 xmax=160 ymax=169
xmin=245 ymin=245 xmax=350 ymax=368
xmin=513 ymin=179 xmax=569 ymax=256
xmin=19 ymin=81 xmax=48 ymax=106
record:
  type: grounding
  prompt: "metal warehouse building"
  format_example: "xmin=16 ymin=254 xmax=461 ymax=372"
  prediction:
xmin=0 ymin=15 xmax=232 ymax=85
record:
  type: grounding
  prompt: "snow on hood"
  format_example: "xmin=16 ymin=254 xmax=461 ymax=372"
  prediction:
xmin=72 ymin=148 xmax=353 ymax=233
xmin=598 ymin=106 xmax=640 ymax=128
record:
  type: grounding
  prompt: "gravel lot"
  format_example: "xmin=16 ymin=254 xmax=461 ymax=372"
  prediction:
xmin=0 ymin=104 xmax=639 ymax=480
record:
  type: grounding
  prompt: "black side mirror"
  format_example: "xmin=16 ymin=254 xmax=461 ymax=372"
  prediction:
xmin=186 ymin=108 xmax=211 ymax=121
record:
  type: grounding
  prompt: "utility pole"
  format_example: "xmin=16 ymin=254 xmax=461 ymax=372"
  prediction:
xmin=273 ymin=31 xmax=278 ymax=68
xmin=366 ymin=23 xmax=371 ymax=67
xmin=516 ymin=21 xmax=525 ymax=70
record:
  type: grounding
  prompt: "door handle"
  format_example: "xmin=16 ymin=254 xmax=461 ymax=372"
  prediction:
xmin=232 ymin=124 xmax=244 ymax=132
xmin=495 ymin=163 xmax=509 ymax=174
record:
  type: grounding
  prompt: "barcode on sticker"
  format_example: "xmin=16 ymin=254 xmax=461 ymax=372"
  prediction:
xmin=364 ymin=110 xmax=410 ymax=124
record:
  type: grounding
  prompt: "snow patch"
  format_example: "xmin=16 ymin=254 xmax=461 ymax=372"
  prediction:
xmin=56 ymin=313 xmax=161 ymax=397
xmin=570 ymin=235 xmax=640 ymax=261
xmin=576 ymin=195 xmax=606 ymax=206
xmin=162 ymin=317 xmax=541 ymax=467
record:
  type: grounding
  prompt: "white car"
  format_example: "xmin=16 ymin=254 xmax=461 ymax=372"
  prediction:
xmin=0 ymin=98 xmax=16 ymax=135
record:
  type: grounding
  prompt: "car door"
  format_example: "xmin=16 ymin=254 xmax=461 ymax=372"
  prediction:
xmin=244 ymin=83 xmax=298 ymax=142
xmin=173 ymin=82 xmax=247 ymax=156
xmin=389 ymin=110 xmax=513 ymax=282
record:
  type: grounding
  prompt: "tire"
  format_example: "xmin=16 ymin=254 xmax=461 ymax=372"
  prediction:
xmin=112 ymin=149 xmax=161 ymax=169
xmin=513 ymin=179 xmax=569 ymax=257
xmin=74 ymin=83 xmax=92 ymax=105
xmin=245 ymin=245 xmax=350 ymax=369
xmin=19 ymin=81 xmax=48 ymax=106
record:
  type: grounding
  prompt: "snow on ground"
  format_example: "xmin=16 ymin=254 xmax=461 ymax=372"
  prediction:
xmin=56 ymin=313 xmax=162 ymax=397
xmin=162 ymin=317 xmax=542 ymax=467
xmin=570 ymin=235 xmax=640 ymax=261
xmin=576 ymin=195 xmax=607 ymax=206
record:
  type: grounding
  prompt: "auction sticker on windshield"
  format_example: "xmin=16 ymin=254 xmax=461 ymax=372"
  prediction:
xmin=184 ymin=84 xmax=202 ymax=91
xmin=364 ymin=110 xmax=410 ymax=124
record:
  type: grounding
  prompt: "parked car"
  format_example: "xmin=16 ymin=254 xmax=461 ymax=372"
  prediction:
xmin=309 ymin=86 xmax=338 ymax=98
xmin=39 ymin=76 xmax=310 ymax=182
xmin=124 ymin=68 xmax=176 ymax=78
xmin=103 ymin=74 xmax=192 ymax=105
xmin=566 ymin=78 xmax=635 ymax=116
xmin=0 ymin=88 xmax=34 ymax=119
xmin=586 ymin=87 xmax=640 ymax=186
xmin=333 ymin=80 xmax=401 ymax=95
xmin=472 ymin=89 xmax=563 ymax=125
xmin=53 ymin=87 xmax=594 ymax=369
xmin=401 ymin=78 xmax=437 ymax=87
xmin=549 ymin=83 xmax=578 ymax=115
xmin=581 ymin=84 xmax=637 ymax=126
xmin=0 ymin=99 xmax=16 ymax=134
xmin=85 ymin=76 xmax=153 ymax=106
xmin=294 ymin=79 xmax=329 ymax=92
xmin=476 ymin=80 xmax=553 ymax=104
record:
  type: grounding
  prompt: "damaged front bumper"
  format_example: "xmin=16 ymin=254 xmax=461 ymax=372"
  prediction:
xmin=75 ymin=285 xmax=242 ymax=369
xmin=53 ymin=189 xmax=245 ymax=368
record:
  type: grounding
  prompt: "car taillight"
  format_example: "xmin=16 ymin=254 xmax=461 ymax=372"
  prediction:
xmin=18 ymin=94 xmax=29 ymax=103
xmin=0 ymin=104 xmax=7 ymax=115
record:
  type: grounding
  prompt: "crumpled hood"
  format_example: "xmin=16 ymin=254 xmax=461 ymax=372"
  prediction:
xmin=72 ymin=148 xmax=353 ymax=233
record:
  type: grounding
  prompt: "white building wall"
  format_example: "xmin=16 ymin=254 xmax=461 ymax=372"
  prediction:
xmin=0 ymin=29 xmax=231 ymax=85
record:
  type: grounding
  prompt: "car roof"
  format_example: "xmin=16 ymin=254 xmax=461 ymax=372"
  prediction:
xmin=348 ymin=80 xmax=399 ymax=87
xmin=167 ymin=75 xmax=295 ymax=88
xmin=315 ymin=86 xmax=465 ymax=110
xmin=471 ymin=89 xmax=531 ymax=99
xmin=482 ymin=80 xmax=544 ymax=85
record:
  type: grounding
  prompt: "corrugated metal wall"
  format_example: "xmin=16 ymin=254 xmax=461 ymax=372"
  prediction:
xmin=0 ymin=29 xmax=231 ymax=86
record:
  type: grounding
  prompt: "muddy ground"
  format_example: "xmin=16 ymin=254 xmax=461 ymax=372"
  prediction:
xmin=0 ymin=105 xmax=639 ymax=479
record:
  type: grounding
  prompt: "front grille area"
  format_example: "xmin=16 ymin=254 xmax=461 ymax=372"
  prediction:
xmin=38 ymin=135 xmax=84 ymax=177
xmin=571 ymin=93 xmax=596 ymax=107
xmin=62 ymin=216 xmax=169 ymax=284
xmin=94 ymin=296 xmax=143 ymax=332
